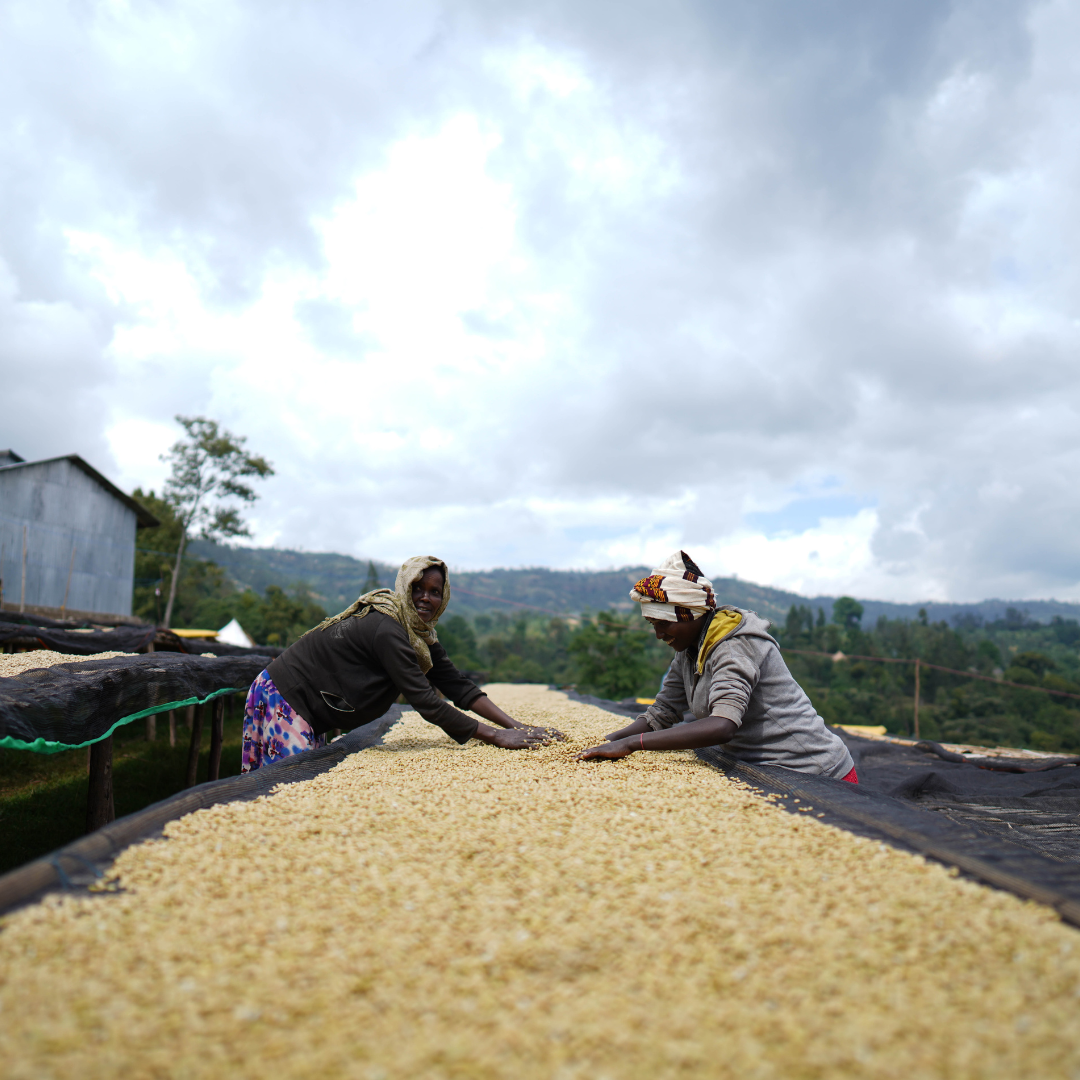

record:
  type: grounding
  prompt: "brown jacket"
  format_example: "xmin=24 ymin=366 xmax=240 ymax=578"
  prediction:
xmin=267 ymin=611 xmax=482 ymax=741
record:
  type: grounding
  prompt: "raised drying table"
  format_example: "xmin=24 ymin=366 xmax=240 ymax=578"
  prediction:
xmin=0 ymin=652 xmax=271 ymax=831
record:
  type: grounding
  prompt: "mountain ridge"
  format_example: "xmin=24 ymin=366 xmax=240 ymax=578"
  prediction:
xmin=187 ymin=540 xmax=1080 ymax=627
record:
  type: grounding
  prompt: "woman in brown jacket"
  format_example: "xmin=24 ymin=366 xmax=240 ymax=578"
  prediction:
xmin=241 ymin=555 xmax=557 ymax=771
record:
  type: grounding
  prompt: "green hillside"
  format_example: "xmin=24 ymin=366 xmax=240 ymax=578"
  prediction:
xmin=186 ymin=540 xmax=1080 ymax=627
xmin=186 ymin=541 xmax=814 ymax=621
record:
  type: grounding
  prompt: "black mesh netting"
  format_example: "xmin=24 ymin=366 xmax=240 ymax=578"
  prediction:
xmin=0 ymin=611 xmax=97 ymax=629
xmin=0 ymin=619 xmax=282 ymax=659
xmin=567 ymin=690 xmax=1080 ymax=922
xmin=0 ymin=620 xmax=157 ymax=655
xmin=837 ymin=731 xmax=1080 ymax=862
xmin=0 ymin=653 xmax=272 ymax=752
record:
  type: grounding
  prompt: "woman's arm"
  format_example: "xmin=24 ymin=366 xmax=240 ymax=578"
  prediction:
xmin=604 ymin=716 xmax=651 ymax=741
xmin=425 ymin=645 xmax=566 ymax=742
xmin=577 ymin=715 xmax=739 ymax=760
xmin=469 ymin=695 xmax=524 ymax=729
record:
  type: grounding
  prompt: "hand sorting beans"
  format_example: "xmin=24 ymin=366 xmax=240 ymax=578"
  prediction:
xmin=239 ymin=556 xmax=566 ymax=772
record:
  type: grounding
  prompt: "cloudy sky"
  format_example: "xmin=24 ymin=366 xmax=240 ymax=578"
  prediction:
xmin=2 ymin=0 xmax=1079 ymax=602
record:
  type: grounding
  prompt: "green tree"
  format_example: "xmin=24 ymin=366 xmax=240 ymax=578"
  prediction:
xmin=1051 ymin=616 xmax=1080 ymax=646
xmin=569 ymin=611 xmax=655 ymax=700
xmin=131 ymin=489 xmax=183 ymax=624
xmin=364 ymin=561 xmax=380 ymax=592
xmin=975 ymin=639 xmax=1002 ymax=673
xmin=256 ymin=585 xmax=326 ymax=646
xmin=1009 ymin=652 xmax=1056 ymax=679
xmin=832 ymin=596 xmax=864 ymax=629
xmin=159 ymin=417 xmax=273 ymax=628
xmin=439 ymin=615 xmax=482 ymax=672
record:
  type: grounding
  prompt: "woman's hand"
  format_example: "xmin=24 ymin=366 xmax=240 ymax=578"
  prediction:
xmin=577 ymin=738 xmax=636 ymax=761
xmin=474 ymin=723 xmax=554 ymax=749
xmin=470 ymin=695 xmax=567 ymax=741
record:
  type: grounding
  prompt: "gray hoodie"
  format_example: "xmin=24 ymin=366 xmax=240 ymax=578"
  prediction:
xmin=643 ymin=608 xmax=854 ymax=779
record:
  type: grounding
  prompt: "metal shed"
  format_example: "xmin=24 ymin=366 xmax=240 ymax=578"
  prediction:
xmin=0 ymin=452 xmax=159 ymax=621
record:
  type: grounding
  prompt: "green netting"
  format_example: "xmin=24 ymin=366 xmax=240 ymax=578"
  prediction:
xmin=0 ymin=686 xmax=244 ymax=754
xmin=0 ymin=654 xmax=270 ymax=754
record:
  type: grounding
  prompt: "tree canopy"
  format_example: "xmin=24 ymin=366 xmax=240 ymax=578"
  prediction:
xmin=159 ymin=416 xmax=273 ymax=627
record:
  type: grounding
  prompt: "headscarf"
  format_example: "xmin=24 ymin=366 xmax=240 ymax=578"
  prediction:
xmin=629 ymin=550 xmax=716 ymax=623
xmin=315 ymin=555 xmax=450 ymax=672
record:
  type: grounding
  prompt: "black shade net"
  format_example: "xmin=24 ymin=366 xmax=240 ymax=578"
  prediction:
xmin=0 ymin=620 xmax=157 ymax=655
xmin=0 ymin=620 xmax=282 ymax=659
xmin=839 ymin=731 xmax=1080 ymax=863
xmin=0 ymin=653 xmax=271 ymax=752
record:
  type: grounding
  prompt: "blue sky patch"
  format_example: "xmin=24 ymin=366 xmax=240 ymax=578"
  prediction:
xmin=745 ymin=495 xmax=875 ymax=538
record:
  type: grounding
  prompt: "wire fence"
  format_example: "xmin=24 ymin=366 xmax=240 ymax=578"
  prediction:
xmin=781 ymin=647 xmax=1080 ymax=702
xmin=780 ymin=645 xmax=1080 ymax=740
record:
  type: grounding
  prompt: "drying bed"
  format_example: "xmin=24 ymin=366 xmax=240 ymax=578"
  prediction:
xmin=0 ymin=651 xmax=271 ymax=752
xmin=2 ymin=685 xmax=1080 ymax=1079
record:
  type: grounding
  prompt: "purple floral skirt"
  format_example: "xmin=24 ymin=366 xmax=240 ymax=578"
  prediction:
xmin=241 ymin=669 xmax=326 ymax=773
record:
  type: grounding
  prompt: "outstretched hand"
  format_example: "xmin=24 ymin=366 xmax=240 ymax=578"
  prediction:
xmin=576 ymin=739 xmax=635 ymax=761
xmin=485 ymin=726 xmax=555 ymax=749
xmin=470 ymin=696 xmax=567 ymax=745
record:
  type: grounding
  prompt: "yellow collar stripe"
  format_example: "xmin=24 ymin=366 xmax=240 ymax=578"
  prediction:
xmin=696 ymin=610 xmax=743 ymax=674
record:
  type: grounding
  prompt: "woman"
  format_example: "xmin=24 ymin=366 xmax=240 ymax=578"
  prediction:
xmin=242 ymin=555 xmax=557 ymax=772
xmin=577 ymin=550 xmax=856 ymax=782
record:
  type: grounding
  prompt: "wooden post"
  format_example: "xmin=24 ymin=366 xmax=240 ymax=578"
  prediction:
xmin=145 ymin=714 xmax=156 ymax=741
xmin=913 ymin=657 xmax=921 ymax=739
xmin=19 ymin=524 xmax=27 ymax=614
xmin=207 ymin=698 xmax=224 ymax=781
xmin=185 ymin=705 xmax=195 ymax=730
xmin=184 ymin=704 xmax=204 ymax=787
xmin=168 ymin=710 xmax=176 ymax=747
xmin=61 ymin=543 xmax=76 ymax=618
xmin=86 ymin=736 xmax=115 ymax=832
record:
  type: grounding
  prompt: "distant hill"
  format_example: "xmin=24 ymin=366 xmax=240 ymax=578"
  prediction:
xmin=187 ymin=540 xmax=1080 ymax=627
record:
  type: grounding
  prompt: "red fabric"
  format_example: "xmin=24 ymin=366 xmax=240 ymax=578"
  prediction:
xmin=841 ymin=767 xmax=858 ymax=784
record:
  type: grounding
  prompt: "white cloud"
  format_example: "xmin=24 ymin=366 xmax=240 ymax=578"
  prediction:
xmin=4 ymin=0 xmax=1080 ymax=603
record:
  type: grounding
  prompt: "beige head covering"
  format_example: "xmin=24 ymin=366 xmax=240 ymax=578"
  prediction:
xmin=629 ymin=550 xmax=716 ymax=624
xmin=315 ymin=555 xmax=449 ymax=672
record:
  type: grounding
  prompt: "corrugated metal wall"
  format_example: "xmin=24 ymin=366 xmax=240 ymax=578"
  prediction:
xmin=0 ymin=459 xmax=137 ymax=616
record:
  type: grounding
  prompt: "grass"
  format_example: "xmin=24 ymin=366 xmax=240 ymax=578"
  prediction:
xmin=0 ymin=696 xmax=247 ymax=875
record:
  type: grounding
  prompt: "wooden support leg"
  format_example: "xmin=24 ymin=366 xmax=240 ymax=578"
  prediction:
xmin=207 ymin=698 xmax=225 ymax=781
xmin=168 ymin=710 xmax=176 ymax=747
xmin=185 ymin=704 xmax=195 ymax=730
xmin=145 ymin=714 xmax=156 ymax=741
xmin=86 ymin=736 xmax=115 ymax=833
xmin=184 ymin=704 xmax=204 ymax=788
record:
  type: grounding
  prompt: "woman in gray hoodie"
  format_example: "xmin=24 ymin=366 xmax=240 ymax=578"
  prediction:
xmin=577 ymin=551 xmax=856 ymax=781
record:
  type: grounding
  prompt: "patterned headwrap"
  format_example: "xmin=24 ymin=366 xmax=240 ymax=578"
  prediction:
xmin=630 ymin=550 xmax=716 ymax=624
xmin=314 ymin=555 xmax=449 ymax=672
